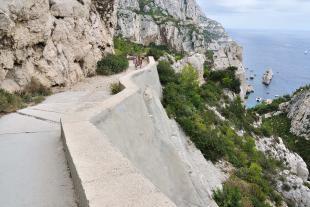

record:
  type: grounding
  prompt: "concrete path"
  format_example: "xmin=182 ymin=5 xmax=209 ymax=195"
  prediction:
xmin=0 ymin=64 xmax=135 ymax=207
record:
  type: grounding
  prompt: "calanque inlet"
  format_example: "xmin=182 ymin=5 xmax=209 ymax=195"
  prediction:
xmin=0 ymin=0 xmax=309 ymax=207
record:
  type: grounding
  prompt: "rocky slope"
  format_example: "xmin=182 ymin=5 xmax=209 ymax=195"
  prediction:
xmin=116 ymin=0 xmax=248 ymax=96
xmin=286 ymin=89 xmax=310 ymax=140
xmin=117 ymin=0 xmax=226 ymax=52
xmin=254 ymin=89 xmax=310 ymax=207
xmin=0 ymin=0 xmax=117 ymax=92
xmin=256 ymin=136 xmax=310 ymax=207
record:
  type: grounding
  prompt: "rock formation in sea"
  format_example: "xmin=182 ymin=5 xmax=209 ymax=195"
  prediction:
xmin=262 ymin=69 xmax=273 ymax=85
xmin=0 ymin=0 xmax=117 ymax=92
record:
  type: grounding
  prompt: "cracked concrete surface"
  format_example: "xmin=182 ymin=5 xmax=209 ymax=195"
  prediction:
xmin=0 ymin=113 xmax=76 ymax=207
xmin=0 ymin=64 xmax=135 ymax=207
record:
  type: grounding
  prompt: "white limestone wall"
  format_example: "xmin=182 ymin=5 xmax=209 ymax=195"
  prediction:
xmin=62 ymin=57 xmax=226 ymax=207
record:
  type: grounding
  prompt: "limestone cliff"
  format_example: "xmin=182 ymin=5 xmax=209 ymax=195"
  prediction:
xmin=116 ymin=0 xmax=247 ymax=96
xmin=286 ymin=89 xmax=310 ymax=140
xmin=256 ymin=136 xmax=310 ymax=207
xmin=0 ymin=0 xmax=117 ymax=92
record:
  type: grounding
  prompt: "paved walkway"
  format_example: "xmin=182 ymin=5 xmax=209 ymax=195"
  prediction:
xmin=0 ymin=64 xmax=135 ymax=207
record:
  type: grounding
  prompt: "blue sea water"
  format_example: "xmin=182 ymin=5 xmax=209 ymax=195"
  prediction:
xmin=227 ymin=29 xmax=310 ymax=108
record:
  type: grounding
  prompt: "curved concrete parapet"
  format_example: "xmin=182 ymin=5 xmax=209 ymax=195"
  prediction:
xmin=61 ymin=57 xmax=223 ymax=207
xmin=61 ymin=58 xmax=176 ymax=207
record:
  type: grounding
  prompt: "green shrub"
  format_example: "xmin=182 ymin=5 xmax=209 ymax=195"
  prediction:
xmin=147 ymin=47 xmax=165 ymax=60
xmin=96 ymin=54 xmax=129 ymax=75
xmin=110 ymin=82 xmax=123 ymax=95
xmin=114 ymin=37 xmax=146 ymax=56
xmin=213 ymin=184 xmax=242 ymax=207
xmin=157 ymin=61 xmax=178 ymax=85
xmin=208 ymin=68 xmax=241 ymax=93
xmin=0 ymin=78 xmax=51 ymax=113
xmin=251 ymin=96 xmax=290 ymax=115
xmin=23 ymin=78 xmax=51 ymax=97
xmin=174 ymin=53 xmax=184 ymax=61
xmin=159 ymin=61 xmax=282 ymax=206
xmin=200 ymin=81 xmax=222 ymax=106
xmin=0 ymin=89 xmax=23 ymax=113
xmin=293 ymin=84 xmax=310 ymax=96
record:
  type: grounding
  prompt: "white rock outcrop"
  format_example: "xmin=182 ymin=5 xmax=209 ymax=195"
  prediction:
xmin=0 ymin=0 xmax=117 ymax=92
xmin=277 ymin=171 xmax=310 ymax=207
xmin=172 ymin=53 xmax=206 ymax=83
xmin=286 ymin=89 xmax=310 ymax=140
xmin=256 ymin=136 xmax=308 ymax=181
xmin=255 ymin=136 xmax=310 ymax=206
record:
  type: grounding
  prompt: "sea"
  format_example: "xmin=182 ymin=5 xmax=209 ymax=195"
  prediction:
xmin=227 ymin=29 xmax=310 ymax=108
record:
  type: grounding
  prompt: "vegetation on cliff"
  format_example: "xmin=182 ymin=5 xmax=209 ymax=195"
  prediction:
xmin=114 ymin=37 xmax=184 ymax=60
xmin=89 ymin=34 xmax=310 ymax=207
xmin=157 ymin=61 xmax=283 ymax=207
xmin=96 ymin=54 xmax=129 ymax=75
xmin=0 ymin=78 xmax=51 ymax=114
xmin=261 ymin=113 xmax=310 ymax=172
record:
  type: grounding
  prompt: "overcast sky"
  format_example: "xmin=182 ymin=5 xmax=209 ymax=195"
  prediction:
xmin=197 ymin=0 xmax=310 ymax=30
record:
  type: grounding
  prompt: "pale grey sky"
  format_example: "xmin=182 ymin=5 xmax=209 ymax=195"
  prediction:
xmin=197 ymin=0 xmax=310 ymax=30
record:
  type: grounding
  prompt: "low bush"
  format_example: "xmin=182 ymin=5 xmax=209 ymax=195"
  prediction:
xmin=147 ymin=47 xmax=164 ymax=60
xmin=200 ymin=81 xmax=222 ymax=106
xmin=207 ymin=67 xmax=241 ymax=94
xmin=114 ymin=37 xmax=146 ymax=56
xmin=293 ymin=84 xmax=310 ymax=96
xmin=23 ymin=78 xmax=51 ymax=97
xmin=110 ymin=82 xmax=123 ymax=95
xmin=157 ymin=61 xmax=179 ymax=85
xmin=261 ymin=114 xmax=310 ymax=171
xmin=114 ymin=37 xmax=183 ymax=60
xmin=0 ymin=89 xmax=23 ymax=113
xmin=0 ymin=78 xmax=51 ymax=113
xmin=213 ymin=182 xmax=242 ymax=207
xmin=96 ymin=54 xmax=129 ymax=75
xmin=251 ymin=96 xmax=290 ymax=115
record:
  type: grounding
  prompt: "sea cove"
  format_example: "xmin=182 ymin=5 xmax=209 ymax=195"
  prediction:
xmin=228 ymin=29 xmax=310 ymax=107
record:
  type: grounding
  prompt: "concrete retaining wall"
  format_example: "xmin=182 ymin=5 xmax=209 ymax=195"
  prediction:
xmin=61 ymin=57 xmax=224 ymax=207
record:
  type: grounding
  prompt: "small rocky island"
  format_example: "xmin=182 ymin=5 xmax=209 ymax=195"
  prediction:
xmin=262 ymin=69 xmax=273 ymax=85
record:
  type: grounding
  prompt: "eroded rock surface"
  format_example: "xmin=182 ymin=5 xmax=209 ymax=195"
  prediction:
xmin=116 ymin=0 xmax=245 ymax=71
xmin=0 ymin=0 xmax=117 ymax=92
xmin=256 ymin=136 xmax=308 ymax=181
xmin=255 ymin=135 xmax=310 ymax=206
xmin=287 ymin=89 xmax=310 ymax=140
xmin=277 ymin=171 xmax=310 ymax=207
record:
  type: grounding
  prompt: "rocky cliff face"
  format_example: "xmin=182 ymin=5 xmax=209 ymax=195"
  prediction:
xmin=0 ymin=0 xmax=117 ymax=92
xmin=116 ymin=0 xmax=243 ymax=68
xmin=255 ymin=89 xmax=310 ymax=207
xmin=286 ymin=89 xmax=310 ymax=140
xmin=116 ymin=0 xmax=247 ymax=96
